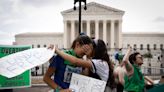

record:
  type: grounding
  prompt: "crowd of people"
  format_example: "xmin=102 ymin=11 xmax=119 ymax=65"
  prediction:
xmin=44 ymin=34 xmax=154 ymax=92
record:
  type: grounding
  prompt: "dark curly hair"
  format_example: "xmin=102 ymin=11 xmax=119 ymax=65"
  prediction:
xmin=129 ymin=52 xmax=140 ymax=64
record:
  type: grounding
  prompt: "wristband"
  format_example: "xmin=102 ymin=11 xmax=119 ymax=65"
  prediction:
xmin=55 ymin=87 xmax=59 ymax=92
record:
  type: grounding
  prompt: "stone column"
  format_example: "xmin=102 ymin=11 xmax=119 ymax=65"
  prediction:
xmin=81 ymin=21 xmax=83 ymax=33
xmin=103 ymin=20 xmax=107 ymax=44
xmin=87 ymin=20 xmax=90 ymax=37
xmin=95 ymin=20 xmax=99 ymax=39
xmin=63 ymin=20 xmax=68 ymax=48
xmin=118 ymin=20 xmax=122 ymax=48
xmin=110 ymin=20 xmax=115 ymax=48
xmin=71 ymin=20 xmax=75 ymax=43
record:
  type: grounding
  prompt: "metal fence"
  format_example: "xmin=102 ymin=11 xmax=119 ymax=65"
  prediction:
xmin=142 ymin=66 xmax=164 ymax=76
xmin=31 ymin=48 xmax=164 ymax=77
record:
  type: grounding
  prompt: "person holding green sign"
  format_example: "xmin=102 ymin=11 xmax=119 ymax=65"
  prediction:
xmin=43 ymin=35 xmax=93 ymax=92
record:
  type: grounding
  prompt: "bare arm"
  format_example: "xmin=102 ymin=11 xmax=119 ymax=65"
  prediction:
xmin=55 ymin=48 xmax=92 ymax=69
xmin=144 ymin=76 xmax=154 ymax=85
xmin=121 ymin=47 xmax=134 ymax=75
xmin=43 ymin=67 xmax=59 ymax=89
xmin=118 ymin=68 xmax=125 ymax=85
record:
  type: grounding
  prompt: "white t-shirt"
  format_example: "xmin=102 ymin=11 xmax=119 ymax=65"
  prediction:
xmin=91 ymin=59 xmax=109 ymax=82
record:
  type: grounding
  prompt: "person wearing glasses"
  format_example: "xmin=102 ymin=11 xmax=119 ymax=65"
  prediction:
xmin=122 ymin=47 xmax=154 ymax=92
xmin=123 ymin=51 xmax=145 ymax=92
xmin=113 ymin=47 xmax=154 ymax=92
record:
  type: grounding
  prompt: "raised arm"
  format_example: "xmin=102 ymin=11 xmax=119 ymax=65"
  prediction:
xmin=121 ymin=47 xmax=133 ymax=75
xmin=55 ymin=47 xmax=92 ymax=69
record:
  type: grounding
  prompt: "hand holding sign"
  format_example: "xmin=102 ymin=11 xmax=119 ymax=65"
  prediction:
xmin=0 ymin=48 xmax=54 ymax=78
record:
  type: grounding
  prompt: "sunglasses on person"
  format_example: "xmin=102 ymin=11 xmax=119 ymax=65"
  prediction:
xmin=136 ymin=56 xmax=143 ymax=60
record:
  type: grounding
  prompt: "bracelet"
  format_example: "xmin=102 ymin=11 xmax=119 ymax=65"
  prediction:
xmin=55 ymin=87 xmax=59 ymax=92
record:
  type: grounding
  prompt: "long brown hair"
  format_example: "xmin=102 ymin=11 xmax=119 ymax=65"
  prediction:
xmin=92 ymin=39 xmax=115 ymax=88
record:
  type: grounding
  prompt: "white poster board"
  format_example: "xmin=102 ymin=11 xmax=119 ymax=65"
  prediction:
xmin=0 ymin=48 xmax=54 ymax=78
xmin=69 ymin=73 xmax=106 ymax=92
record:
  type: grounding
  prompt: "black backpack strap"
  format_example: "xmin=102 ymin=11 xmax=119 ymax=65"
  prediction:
xmin=89 ymin=61 xmax=101 ymax=80
xmin=91 ymin=61 xmax=97 ymax=73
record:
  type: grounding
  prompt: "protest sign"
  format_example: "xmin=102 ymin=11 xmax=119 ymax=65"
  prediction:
xmin=69 ymin=73 xmax=106 ymax=92
xmin=0 ymin=45 xmax=31 ymax=89
xmin=0 ymin=47 xmax=54 ymax=78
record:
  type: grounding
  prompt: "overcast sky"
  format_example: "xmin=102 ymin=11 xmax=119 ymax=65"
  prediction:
xmin=0 ymin=0 xmax=164 ymax=45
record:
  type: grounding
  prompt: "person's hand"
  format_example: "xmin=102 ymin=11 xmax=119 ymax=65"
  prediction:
xmin=59 ymin=88 xmax=72 ymax=92
xmin=82 ymin=44 xmax=93 ymax=57
xmin=48 ymin=44 xmax=54 ymax=49
xmin=47 ymin=44 xmax=56 ymax=53
xmin=128 ymin=46 xmax=132 ymax=51
xmin=123 ymin=46 xmax=132 ymax=61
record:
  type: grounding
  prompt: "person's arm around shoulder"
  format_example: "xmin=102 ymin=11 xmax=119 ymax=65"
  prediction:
xmin=55 ymin=46 xmax=92 ymax=69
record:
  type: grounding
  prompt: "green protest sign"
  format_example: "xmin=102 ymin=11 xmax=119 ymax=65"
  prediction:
xmin=0 ymin=45 xmax=31 ymax=89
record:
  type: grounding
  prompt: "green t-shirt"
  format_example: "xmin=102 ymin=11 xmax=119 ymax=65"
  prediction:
xmin=64 ymin=49 xmax=77 ymax=66
xmin=63 ymin=49 xmax=83 ymax=83
xmin=124 ymin=65 xmax=145 ymax=92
